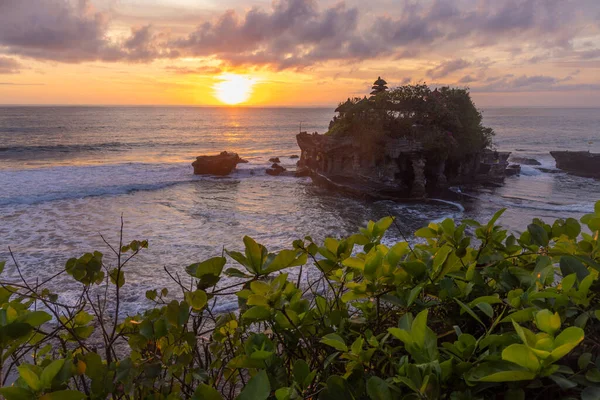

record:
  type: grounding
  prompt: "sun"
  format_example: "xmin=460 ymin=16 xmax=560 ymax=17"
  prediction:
xmin=213 ymin=74 xmax=257 ymax=105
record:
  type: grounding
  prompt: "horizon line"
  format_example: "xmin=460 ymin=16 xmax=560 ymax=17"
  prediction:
xmin=1 ymin=104 xmax=600 ymax=109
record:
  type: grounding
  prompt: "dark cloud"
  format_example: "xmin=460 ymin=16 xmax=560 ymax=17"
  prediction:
xmin=0 ymin=56 xmax=22 ymax=74
xmin=427 ymin=58 xmax=470 ymax=79
xmin=173 ymin=0 xmax=361 ymax=69
xmin=0 ymin=0 xmax=597 ymax=75
xmin=0 ymin=0 xmax=176 ymax=63
xmin=471 ymin=73 xmax=587 ymax=92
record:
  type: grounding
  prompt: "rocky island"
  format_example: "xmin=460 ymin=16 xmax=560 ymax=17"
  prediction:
xmin=192 ymin=151 xmax=247 ymax=175
xmin=551 ymin=151 xmax=600 ymax=178
xmin=296 ymin=78 xmax=511 ymax=199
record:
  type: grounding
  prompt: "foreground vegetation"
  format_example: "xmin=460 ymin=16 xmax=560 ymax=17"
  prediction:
xmin=1 ymin=202 xmax=600 ymax=399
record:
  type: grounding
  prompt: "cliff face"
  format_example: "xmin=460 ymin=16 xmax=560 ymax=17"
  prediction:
xmin=551 ymin=151 xmax=600 ymax=178
xmin=296 ymin=132 xmax=510 ymax=199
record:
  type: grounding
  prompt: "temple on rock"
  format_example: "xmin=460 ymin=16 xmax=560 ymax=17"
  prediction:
xmin=296 ymin=78 xmax=511 ymax=199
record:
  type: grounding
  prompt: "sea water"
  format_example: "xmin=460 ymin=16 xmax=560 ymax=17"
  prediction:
xmin=1 ymin=106 xmax=599 ymax=314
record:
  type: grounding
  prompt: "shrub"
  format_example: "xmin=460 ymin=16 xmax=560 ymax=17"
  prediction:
xmin=326 ymin=84 xmax=495 ymax=159
xmin=1 ymin=203 xmax=600 ymax=399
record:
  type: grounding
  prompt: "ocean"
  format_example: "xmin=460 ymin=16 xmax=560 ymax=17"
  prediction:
xmin=1 ymin=106 xmax=599 ymax=314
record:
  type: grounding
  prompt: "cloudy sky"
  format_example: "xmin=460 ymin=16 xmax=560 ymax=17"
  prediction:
xmin=0 ymin=0 xmax=599 ymax=106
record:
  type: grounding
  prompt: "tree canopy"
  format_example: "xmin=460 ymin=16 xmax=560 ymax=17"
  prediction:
xmin=327 ymin=83 xmax=494 ymax=159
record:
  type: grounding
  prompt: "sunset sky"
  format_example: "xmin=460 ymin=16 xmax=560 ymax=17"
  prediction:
xmin=1 ymin=0 xmax=599 ymax=107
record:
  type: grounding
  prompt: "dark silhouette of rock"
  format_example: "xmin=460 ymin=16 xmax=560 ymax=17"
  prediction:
xmin=295 ymin=166 xmax=311 ymax=177
xmin=266 ymin=164 xmax=286 ymax=176
xmin=506 ymin=164 xmax=521 ymax=176
xmin=551 ymin=151 xmax=600 ymax=178
xmin=289 ymin=155 xmax=299 ymax=159
xmin=269 ymin=157 xmax=281 ymax=163
xmin=192 ymin=151 xmax=245 ymax=176
xmin=510 ymin=156 xmax=541 ymax=166
xmin=296 ymin=132 xmax=511 ymax=199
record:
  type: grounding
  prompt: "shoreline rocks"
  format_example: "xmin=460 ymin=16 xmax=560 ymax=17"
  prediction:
xmin=296 ymin=132 xmax=511 ymax=200
xmin=192 ymin=151 xmax=247 ymax=176
xmin=269 ymin=157 xmax=281 ymax=163
xmin=550 ymin=151 xmax=600 ymax=178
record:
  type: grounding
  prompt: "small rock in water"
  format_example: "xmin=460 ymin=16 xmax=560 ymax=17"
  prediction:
xmin=269 ymin=157 xmax=281 ymax=163
xmin=289 ymin=155 xmax=299 ymax=159
xmin=192 ymin=151 xmax=245 ymax=176
xmin=266 ymin=164 xmax=286 ymax=176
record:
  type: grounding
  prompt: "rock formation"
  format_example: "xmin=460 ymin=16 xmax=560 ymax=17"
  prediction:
xmin=295 ymin=79 xmax=511 ymax=199
xmin=192 ymin=151 xmax=247 ymax=176
xmin=550 ymin=151 xmax=600 ymax=178
xmin=297 ymin=132 xmax=510 ymax=199
xmin=266 ymin=163 xmax=286 ymax=176
xmin=269 ymin=157 xmax=281 ymax=163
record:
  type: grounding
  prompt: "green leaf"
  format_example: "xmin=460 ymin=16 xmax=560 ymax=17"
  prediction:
xmin=487 ymin=208 xmax=506 ymax=228
xmin=263 ymin=250 xmax=307 ymax=274
xmin=20 ymin=311 xmax=52 ymax=327
xmin=320 ymin=333 xmax=348 ymax=352
xmin=184 ymin=289 xmax=208 ymax=311
xmin=241 ymin=306 xmax=271 ymax=322
xmin=109 ymin=268 xmax=125 ymax=288
xmin=293 ymin=359 xmax=310 ymax=386
xmin=237 ymin=370 xmax=270 ymax=400
xmin=0 ymin=387 xmax=33 ymax=400
xmin=455 ymin=298 xmax=485 ymax=328
xmin=186 ymin=257 xmax=226 ymax=278
xmin=193 ymin=384 xmax=224 ymax=400
xmin=534 ymin=309 xmax=561 ymax=335
xmin=476 ymin=302 xmax=494 ymax=319
xmin=275 ymin=388 xmax=296 ymax=400
xmin=415 ymin=227 xmax=437 ymax=238
xmin=500 ymin=308 xmax=535 ymax=323
xmin=0 ymin=261 xmax=5 ymax=275
xmin=388 ymin=328 xmax=413 ymax=346
xmin=374 ymin=216 xmax=394 ymax=237
xmin=243 ymin=236 xmax=267 ymax=275
xmin=366 ymin=376 xmax=392 ymax=400
xmin=549 ymin=326 xmax=584 ymax=362
xmin=466 ymin=360 xmax=536 ymax=382
xmin=18 ymin=364 xmax=41 ymax=391
xmin=40 ymin=359 xmax=65 ymax=388
xmin=412 ymin=309 xmax=429 ymax=348
xmin=224 ymin=267 xmax=252 ymax=278
xmin=578 ymin=352 xmax=592 ymax=370
xmin=42 ymin=390 xmax=86 ymax=400
xmin=343 ymin=256 xmax=365 ymax=270
xmin=502 ymin=344 xmax=540 ymax=372
xmin=401 ymin=261 xmax=427 ymax=278
xmin=528 ymin=224 xmax=549 ymax=247
xmin=560 ymin=256 xmax=589 ymax=282
xmin=432 ymin=245 xmax=452 ymax=275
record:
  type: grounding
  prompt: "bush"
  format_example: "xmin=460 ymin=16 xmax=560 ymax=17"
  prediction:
xmin=326 ymin=84 xmax=495 ymax=160
xmin=1 ymin=203 xmax=600 ymax=399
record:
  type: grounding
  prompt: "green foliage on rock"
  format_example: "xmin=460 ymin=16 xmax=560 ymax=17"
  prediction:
xmin=1 ymin=202 xmax=600 ymax=399
xmin=327 ymin=84 xmax=494 ymax=159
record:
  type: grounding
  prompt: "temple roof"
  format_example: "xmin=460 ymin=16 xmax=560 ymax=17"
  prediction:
xmin=373 ymin=76 xmax=387 ymax=86
xmin=334 ymin=98 xmax=353 ymax=113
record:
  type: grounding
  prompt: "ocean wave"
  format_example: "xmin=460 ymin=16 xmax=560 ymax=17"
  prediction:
xmin=0 ymin=142 xmax=131 ymax=154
